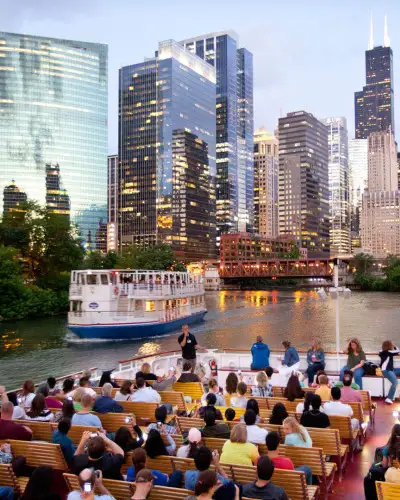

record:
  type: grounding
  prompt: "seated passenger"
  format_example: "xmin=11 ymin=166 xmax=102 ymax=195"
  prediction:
xmin=99 ymin=370 xmax=119 ymax=389
xmin=67 ymin=468 xmax=115 ymax=500
xmin=54 ymin=398 xmax=75 ymax=423
xmin=283 ymin=416 xmax=312 ymax=448
xmin=177 ymin=427 xmax=202 ymax=458
xmin=295 ymin=391 xmax=314 ymax=414
xmin=277 ymin=341 xmax=300 ymax=385
xmin=300 ymin=394 xmax=330 ymax=429
xmin=184 ymin=446 xmax=230 ymax=491
xmin=19 ymin=380 xmax=36 ymax=408
xmin=269 ymin=403 xmax=288 ymax=425
xmin=60 ymin=378 xmax=75 ymax=401
xmin=52 ymin=418 xmax=76 ymax=464
xmin=198 ymin=393 xmax=223 ymax=420
xmin=71 ymin=393 xmax=102 ymax=427
xmin=340 ymin=373 xmax=363 ymax=403
xmin=26 ymin=394 xmax=54 ymax=422
xmin=242 ymin=455 xmax=289 ymax=500
xmin=229 ymin=382 xmax=248 ymax=408
xmin=144 ymin=428 xmax=176 ymax=457
xmin=113 ymin=416 xmax=144 ymax=452
xmin=76 ymin=377 xmax=97 ymax=399
xmin=251 ymin=371 xmax=273 ymax=397
xmin=305 ymin=337 xmax=325 ymax=386
xmin=220 ymin=423 xmax=259 ymax=465
xmin=177 ymin=362 xmax=201 ymax=383
xmin=47 ymin=377 xmax=60 ymax=396
xmin=240 ymin=399 xmax=263 ymax=424
xmin=283 ymin=374 xmax=305 ymax=402
xmin=201 ymin=407 xmax=230 ymax=440
xmin=251 ymin=335 xmax=270 ymax=370
xmin=225 ymin=408 xmax=237 ymax=421
xmin=131 ymin=469 xmax=155 ymax=500
xmin=36 ymin=383 xmax=63 ymax=409
xmin=147 ymin=405 xmax=178 ymax=434
xmin=385 ymin=446 xmax=400 ymax=483
xmin=196 ymin=366 xmax=209 ymax=391
xmin=114 ymin=380 xmax=133 ymax=401
xmin=201 ymin=378 xmax=225 ymax=406
xmin=3 ymin=391 xmax=27 ymax=420
xmin=0 ymin=401 xmax=32 ymax=441
xmin=152 ymin=368 xmax=177 ymax=392
xmin=323 ymin=387 xmax=359 ymax=429
xmin=244 ymin=409 xmax=268 ymax=444
xmin=138 ymin=362 xmax=158 ymax=382
xmin=315 ymin=374 xmax=332 ymax=402
xmin=225 ymin=372 xmax=239 ymax=399
xmin=93 ymin=383 xmax=123 ymax=413
xmin=130 ymin=377 xmax=161 ymax=403
xmin=186 ymin=470 xmax=223 ymax=500
xmin=22 ymin=465 xmax=62 ymax=500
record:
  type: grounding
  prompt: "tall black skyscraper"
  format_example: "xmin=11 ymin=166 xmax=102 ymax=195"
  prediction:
xmin=355 ymin=17 xmax=394 ymax=139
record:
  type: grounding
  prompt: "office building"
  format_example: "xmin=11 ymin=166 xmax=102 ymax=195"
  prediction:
xmin=322 ymin=117 xmax=350 ymax=256
xmin=349 ymin=139 xmax=368 ymax=245
xmin=119 ymin=40 xmax=217 ymax=261
xmin=3 ymin=181 xmax=27 ymax=216
xmin=0 ymin=32 xmax=108 ymax=244
xmin=180 ymin=31 xmax=254 ymax=237
xmin=45 ymin=163 xmax=70 ymax=218
xmin=107 ymin=154 xmax=118 ymax=250
xmin=278 ymin=111 xmax=330 ymax=257
xmin=355 ymin=17 xmax=394 ymax=139
xmin=367 ymin=129 xmax=397 ymax=192
xmin=253 ymin=127 xmax=279 ymax=238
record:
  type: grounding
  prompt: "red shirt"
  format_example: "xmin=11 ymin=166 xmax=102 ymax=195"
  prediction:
xmin=45 ymin=396 xmax=62 ymax=409
xmin=0 ymin=419 xmax=32 ymax=441
xmin=255 ymin=455 xmax=294 ymax=470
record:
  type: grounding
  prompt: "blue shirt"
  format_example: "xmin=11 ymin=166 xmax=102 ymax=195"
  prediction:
xmin=93 ymin=396 xmax=123 ymax=414
xmin=285 ymin=428 xmax=312 ymax=448
xmin=127 ymin=466 xmax=168 ymax=485
xmin=251 ymin=341 xmax=270 ymax=369
xmin=282 ymin=346 xmax=299 ymax=367
xmin=71 ymin=413 xmax=102 ymax=427
xmin=306 ymin=349 xmax=325 ymax=366
xmin=52 ymin=430 xmax=76 ymax=464
xmin=185 ymin=470 xmax=230 ymax=491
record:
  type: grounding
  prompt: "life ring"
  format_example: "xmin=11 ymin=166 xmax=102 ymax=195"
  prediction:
xmin=114 ymin=286 xmax=119 ymax=295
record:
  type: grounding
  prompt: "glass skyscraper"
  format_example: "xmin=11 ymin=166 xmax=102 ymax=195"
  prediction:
xmin=0 ymin=32 xmax=108 ymax=244
xmin=180 ymin=31 xmax=254 ymax=239
xmin=119 ymin=40 xmax=217 ymax=261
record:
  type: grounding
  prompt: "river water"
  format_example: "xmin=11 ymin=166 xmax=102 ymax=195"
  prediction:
xmin=1 ymin=290 xmax=400 ymax=388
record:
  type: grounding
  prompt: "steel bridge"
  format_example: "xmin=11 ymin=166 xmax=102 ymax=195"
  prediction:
xmin=219 ymin=259 xmax=334 ymax=279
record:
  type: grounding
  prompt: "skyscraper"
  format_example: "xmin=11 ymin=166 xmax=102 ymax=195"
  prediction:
xmin=0 ymin=32 xmax=108 ymax=242
xmin=3 ymin=181 xmax=27 ymax=216
xmin=367 ymin=130 xmax=397 ymax=192
xmin=253 ymin=127 xmax=279 ymax=238
xmin=45 ymin=163 xmax=70 ymax=219
xmin=180 ymin=31 xmax=254 ymax=238
xmin=278 ymin=111 xmax=330 ymax=257
xmin=119 ymin=40 xmax=217 ymax=261
xmin=322 ymin=117 xmax=350 ymax=255
xmin=355 ymin=18 xmax=394 ymax=139
xmin=349 ymin=139 xmax=368 ymax=245
xmin=108 ymin=155 xmax=118 ymax=226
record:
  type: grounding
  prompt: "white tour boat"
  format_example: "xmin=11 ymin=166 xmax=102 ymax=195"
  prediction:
xmin=68 ymin=269 xmax=207 ymax=340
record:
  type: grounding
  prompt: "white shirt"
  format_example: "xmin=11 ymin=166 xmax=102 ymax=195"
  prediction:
xmin=323 ymin=401 xmax=353 ymax=417
xmin=67 ymin=492 xmax=115 ymax=500
xmin=229 ymin=396 xmax=248 ymax=408
xmin=114 ymin=391 xmax=131 ymax=401
xmin=246 ymin=425 xmax=268 ymax=444
xmin=201 ymin=392 xmax=226 ymax=406
xmin=20 ymin=393 xmax=35 ymax=407
xmin=176 ymin=444 xmax=191 ymax=458
xmin=13 ymin=406 xmax=27 ymax=420
xmin=296 ymin=402 xmax=324 ymax=413
xmin=130 ymin=387 xmax=161 ymax=403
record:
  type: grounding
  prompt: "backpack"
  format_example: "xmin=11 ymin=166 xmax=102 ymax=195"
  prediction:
xmin=363 ymin=362 xmax=378 ymax=376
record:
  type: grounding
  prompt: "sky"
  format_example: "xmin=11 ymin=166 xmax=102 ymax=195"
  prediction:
xmin=2 ymin=0 xmax=400 ymax=154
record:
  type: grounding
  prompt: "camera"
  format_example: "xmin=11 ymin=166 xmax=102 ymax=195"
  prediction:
xmin=83 ymin=483 xmax=92 ymax=493
xmin=156 ymin=421 xmax=162 ymax=428
xmin=124 ymin=417 xmax=131 ymax=424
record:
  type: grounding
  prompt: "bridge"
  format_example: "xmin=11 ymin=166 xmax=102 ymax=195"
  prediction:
xmin=219 ymin=259 xmax=335 ymax=279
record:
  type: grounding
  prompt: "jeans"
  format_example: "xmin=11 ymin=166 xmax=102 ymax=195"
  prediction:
xmin=340 ymin=366 xmax=364 ymax=389
xmin=296 ymin=465 xmax=312 ymax=485
xmin=0 ymin=487 xmax=13 ymax=500
xmin=306 ymin=362 xmax=325 ymax=385
xmin=382 ymin=368 xmax=400 ymax=400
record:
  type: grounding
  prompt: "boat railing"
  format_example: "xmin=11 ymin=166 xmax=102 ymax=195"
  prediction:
xmin=68 ymin=308 xmax=192 ymax=322
xmin=119 ymin=283 xmax=203 ymax=297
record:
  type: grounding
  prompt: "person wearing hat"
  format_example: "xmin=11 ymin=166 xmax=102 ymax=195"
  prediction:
xmin=152 ymin=368 xmax=177 ymax=392
xmin=251 ymin=336 xmax=270 ymax=371
xmin=177 ymin=428 xmax=202 ymax=458
xmin=131 ymin=469 xmax=154 ymax=500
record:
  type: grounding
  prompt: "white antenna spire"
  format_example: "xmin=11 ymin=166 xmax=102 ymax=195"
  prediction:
xmin=368 ymin=13 xmax=374 ymax=50
xmin=384 ymin=14 xmax=390 ymax=47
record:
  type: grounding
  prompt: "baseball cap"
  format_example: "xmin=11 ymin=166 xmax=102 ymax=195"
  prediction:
xmin=188 ymin=428 xmax=202 ymax=443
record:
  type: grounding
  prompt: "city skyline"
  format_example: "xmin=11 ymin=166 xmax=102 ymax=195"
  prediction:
xmin=4 ymin=0 xmax=400 ymax=154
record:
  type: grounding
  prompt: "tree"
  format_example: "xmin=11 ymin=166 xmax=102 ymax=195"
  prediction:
xmin=115 ymin=244 xmax=186 ymax=271
xmin=353 ymin=253 xmax=374 ymax=275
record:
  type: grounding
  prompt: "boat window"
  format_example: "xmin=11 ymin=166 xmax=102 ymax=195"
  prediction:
xmin=87 ymin=274 xmax=97 ymax=285
xmin=72 ymin=272 xmax=76 ymax=282
xmin=78 ymin=274 xmax=85 ymax=285
xmin=146 ymin=301 xmax=155 ymax=312
xmin=101 ymin=274 xmax=109 ymax=285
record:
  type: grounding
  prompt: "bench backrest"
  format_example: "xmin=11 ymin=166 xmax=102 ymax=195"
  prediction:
xmin=326 ymin=415 xmax=356 ymax=440
xmin=94 ymin=412 xmax=133 ymax=433
xmin=7 ymin=439 xmax=67 ymax=470
xmin=0 ymin=464 xmax=19 ymax=491
xmin=173 ymin=382 xmax=204 ymax=401
xmin=67 ymin=425 xmax=102 ymax=445
xmin=177 ymin=416 xmax=203 ymax=432
xmin=203 ymin=437 xmax=227 ymax=454
xmin=278 ymin=444 xmax=326 ymax=476
xmin=266 ymin=397 xmax=303 ymax=412
xmin=119 ymin=401 xmax=158 ymax=422
xmin=259 ymin=408 xmax=297 ymax=420
xmin=347 ymin=401 xmax=364 ymax=422
xmin=215 ymin=406 xmax=246 ymax=419
xmin=376 ymin=480 xmax=400 ymax=500
xmin=14 ymin=419 xmax=53 ymax=442
xmin=306 ymin=427 xmax=342 ymax=457
xmin=159 ymin=391 xmax=187 ymax=411
xmin=93 ymin=387 xmax=119 ymax=397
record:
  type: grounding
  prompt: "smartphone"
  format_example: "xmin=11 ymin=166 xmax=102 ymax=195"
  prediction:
xmin=238 ymin=370 xmax=242 ymax=376
xmin=17 ymin=397 xmax=22 ymax=404
xmin=156 ymin=421 xmax=162 ymax=428
xmin=83 ymin=483 xmax=92 ymax=493
xmin=212 ymin=450 xmax=217 ymax=457
xmin=67 ymin=396 xmax=73 ymax=401
xmin=169 ymin=367 xmax=174 ymax=372
xmin=94 ymin=471 xmax=100 ymax=478
xmin=90 ymin=433 xmax=97 ymax=438
xmin=124 ymin=417 xmax=131 ymax=424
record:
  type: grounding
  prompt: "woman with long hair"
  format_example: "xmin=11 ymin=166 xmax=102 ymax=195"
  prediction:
xmin=54 ymin=399 xmax=75 ymax=423
xmin=126 ymin=448 xmax=182 ymax=488
xmin=99 ymin=370 xmax=119 ymax=388
xmin=176 ymin=428 xmax=202 ymax=458
xmin=251 ymin=371 xmax=272 ymax=397
xmin=296 ymin=391 xmax=315 ymax=414
xmin=60 ymin=378 xmax=74 ymax=400
xmin=379 ymin=340 xmax=400 ymax=404
xmin=225 ymin=372 xmax=239 ymax=397
xmin=283 ymin=374 xmax=305 ymax=402
xmin=114 ymin=420 xmax=144 ymax=452
xmin=283 ymin=416 xmax=312 ymax=448
xmin=306 ymin=337 xmax=325 ymax=386
xmin=26 ymin=394 xmax=54 ymax=422
xmin=382 ymin=423 xmax=400 ymax=468
xmin=114 ymin=380 xmax=133 ymax=401
xmin=22 ymin=466 xmax=61 ymax=500
xmin=144 ymin=428 xmax=176 ymax=458
xmin=20 ymin=380 xmax=35 ymax=407
xmin=339 ymin=338 xmax=366 ymax=389
xmin=269 ymin=402 xmax=289 ymax=425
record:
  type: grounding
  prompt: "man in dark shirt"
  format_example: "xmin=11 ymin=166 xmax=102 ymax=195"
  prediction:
xmin=201 ymin=407 xmax=230 ymax=439
xmin=178 ymin=324 xmax=204 ymax=372
xmin=72 ymin=431 xmax=124 ymax=480
xmin=177 ymin=362 xmax=201 ymax=383
xmin=300 ymin=394 xmax=330 ymax=429
xmin=0 ymin=400 xmax=32 ymax=441
xmin=93 ymin=383 xmax=123 ymax=414
xmin=243 ymin=455 xmax=289 ymax=500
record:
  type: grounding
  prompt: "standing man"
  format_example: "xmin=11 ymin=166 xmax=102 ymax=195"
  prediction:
xmin=251 ymin=336 xmax=270 ymax=370
xmin=178 ymin=324 xmax=203 ymax=373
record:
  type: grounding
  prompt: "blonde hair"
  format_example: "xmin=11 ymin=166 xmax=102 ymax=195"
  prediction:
xmin=230 ymin=424 xmax=247 ymax=444
xmin=208 ymin=379 xmax=218 ymax=391
xmin=284 ymin=416 xmax=308 ymax=443
xmin=73 ymin=388 xmax=85 ymax=403
xmin=312 ymin=338 xmax=322 ymax=351
xmin=141 ymin=362 xmax=151 ymax=374
xmin=255 ymin=371 xmax=268 ymax=388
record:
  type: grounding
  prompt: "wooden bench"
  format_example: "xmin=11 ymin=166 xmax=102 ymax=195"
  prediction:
xmin=215 ymin=406 xmax=246 ymax=419
xmin=376 ymin=480 xmax=400 ymax=500
xmin=159 ymin=391 xmax=187 ymax=412
xmin=266 ymin=397 xmax=304 ymax=412
xmin=173 ymin=382 xmax=204 ymax=402
xmin=0 ymin=464 xmax=22 ymax=494
xmin=14 ymin=419 xmax=53 ymax=442
xmin=360 ymin=390 xmax=376 ymax=424
xmin=94 ymin=412 xmax=134 ymax=433
xmin=93 ymin=386 xmax=119 ymax=397
xmin=259 ymin=408 xmax=297 ymax=421
xmin=7 ymin=440 xmax=68 ymax=470
xmin=119 ymin=401 xmax=159 ymax=423
xmin=326 ymin=415 xmax=360 ymax=459
xmin=67 ymin=425 xmax=102 ymax=445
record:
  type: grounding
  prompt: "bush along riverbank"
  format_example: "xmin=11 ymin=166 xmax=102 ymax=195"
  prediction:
xmin=353 ymin=253 xmax=400 ymax=291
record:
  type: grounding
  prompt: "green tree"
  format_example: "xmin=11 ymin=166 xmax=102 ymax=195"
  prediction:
xmin=353 ymin=253 xmax=374 ymax=275
xmin=116 ymin=244 xmax=186 ymax=271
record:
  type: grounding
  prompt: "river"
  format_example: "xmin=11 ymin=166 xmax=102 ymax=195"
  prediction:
xmin=1 ymin=290 xmax=400 ymax=388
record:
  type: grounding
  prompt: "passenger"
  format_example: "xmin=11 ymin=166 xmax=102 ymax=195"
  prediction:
xmin=99 ymin=370 xmax=119 ymax=388
xmin=323 ymin=387 xmax=359 ymax=430
xmin=71 ymin=393 xmax=102 ymax=427
xmin=243 ymin=455 xmax=289 ymax=499
xmin=81 ymin=370 xmax=96 ymax=387
xmin=229 ymin=382 xmax=248 ymax=408
xmin=277 ymin=341 xmax=300 ymax=384
xmin=198 ymin=393 xmax=223 ymax=420
xmin=52 ymin=419 xmax=76 ymax=464
xmin=339 ymin=338 xmax=366 ymax=389
xmin=147 ymin=405 xmax=178 ymax=434
xmin=47 ymin=377 xmax=61 ymax=396
xmin=305 ymin=337 xmax=325 ymax=386
xmin=152 ymin=368 xmax=177 ymax=392
xmin=130 ymin=377 xmax=161 ymax=403
xmin=186 ymin=470 xmax=221 ymax=499
xmin=93 ymin=383 xmax=123 ymax=413
xmin=26 ymin=394 xmax=54 ymax=422
xmin=0 ymin=401 xmax=32 ymax=441
xmin=72 ymin=431 xmax=124 ymax=480
xmin=250 ymin=335 xmax=270 ymax=370
xmin=36 ymin=383 xmax=62 ymax=409
xmin=381 ymin=423 xmax=400 ymax=469
xmin=225 ymin=408 xmax=236 ymax=422
xmin=176 ymin=427 xmax=203 ymax=458
xmin=177 ymin=362 xmax=201 ymax=383
xmin=379 ymin=340 xmax=400 ymax=405
xmin=114 ymin=380 xmax=133 ymax=401
xmin=269 ymin=403 xmax=288 ymax=425
xmin=300 ymin=394 xmax=330 ymax=429
xmin=3 ymin=390 xmax=27 ymax=420
xmin=334 ymin=369 xmax=360 ymax=390
xmin=196 ymin=365 xmax=209 ymax=390
xmin=22 ymin=465 xmax=61 ymax=500
xmin=220 ymin=423 xmax=259 ymax=465
xmin=251 ymin=371 xmax=273 ymax=397
xmin=295 ymin=391 xmax=314 ymax=414
xmin=139 ymin=362 xmax=157 ymax=382
xmin=144 ymin=428 xmax=176 ymax=457
xmin=60 ymin=378 xmax=75 ymax=400
xmin=340 ymin=373 xmax=363 ymax=403
xmin=67 ymin=468 xmax=115 ymax=500
xmin=127 ymin=447 xmax=179 ymax=486
xmin=20 ymin=380 xmax=35 ymax=407
xmin=385 ymin=446 xmax=400 ymax=483
xmin=178 ymin=324 xmax=204 ymax=373
xmin=243 ymin=409 xmax=268 ymax=444
xmin=130 ymin=469 xmax=155 ymax=500
xmin=201 ymin=378 xmax=225 ymax=406
xmin=225 ymin=372 xmax=239 ymax=398
xmin=72 ymin=388 xmax=85 ymax=410
xmin=315 ymin=374 xmax=332 ymax=401
xmin=260 ymin=431 xmax=313 ymax=485
xmin=54 ymin=399 xmax=75 ymax=423
xmin=75 ymin=377 xmax=97 ymax=399
xmin=201 ymin=407 xmax=230 ymax=439
xmin=240 ymin=399 xmax=263 ymax=424
xmin=283 ymin=374 xmax=305 ymax=402
xmin=114 ymin=416 xmax=144 ymax=452
xmin=283 ymin=416 xmax=312 ymax=448
xmin=184 ymin=446 xmax=230 ymax=491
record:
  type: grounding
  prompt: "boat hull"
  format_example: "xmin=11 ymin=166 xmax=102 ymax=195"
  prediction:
xmin=68 ymin=311 xmax=207 ymax=340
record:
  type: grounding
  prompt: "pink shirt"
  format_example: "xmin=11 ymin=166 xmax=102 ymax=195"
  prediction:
xmin=45 ymin=397 xmax=62 ymax=409
xmin=340 ymin=386 xmax=363 ymax=403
